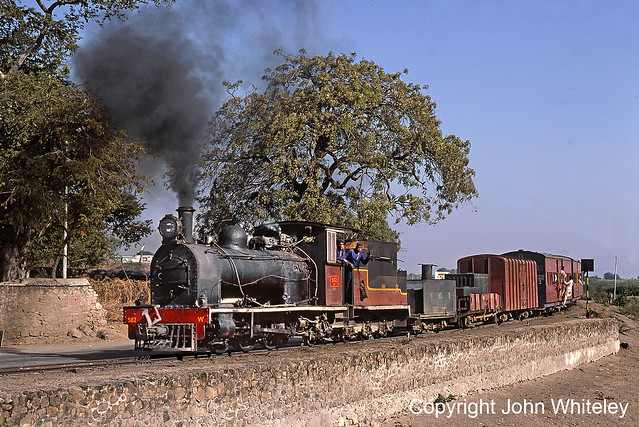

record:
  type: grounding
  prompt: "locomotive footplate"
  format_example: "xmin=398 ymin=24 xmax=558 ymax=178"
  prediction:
xmin=125 ymin=304 xmax=416 ymax=351
xmin=207 ymin=306 xmax=348 ymax=314
xmin=124 ymin=305 xmax=209 ymax=351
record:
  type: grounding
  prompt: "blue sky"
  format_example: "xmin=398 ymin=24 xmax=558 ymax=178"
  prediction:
xmin=78 ymin=1 xmax=639 ymax=278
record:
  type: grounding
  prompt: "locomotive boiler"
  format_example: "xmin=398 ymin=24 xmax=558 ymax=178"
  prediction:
xmin=152 ymin=207 xmax=312 ymax=308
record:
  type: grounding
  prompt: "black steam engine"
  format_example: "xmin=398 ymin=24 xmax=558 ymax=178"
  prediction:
xmin=152 ymin=207 xmax=312 ymax=308
xmin=124 ymin=206 xmax=587 ymax=352
xmin=124 ymin=206 xmax=410 ymax=352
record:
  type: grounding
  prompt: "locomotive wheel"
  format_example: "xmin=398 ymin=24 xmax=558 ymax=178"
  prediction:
xmin=303 ymin=332 xmax=317 ymax=347
xmin=359 ymin=331 xmax=373 ymax=340
xmin=209 ymin=342 xmax=229 ymax=355
xmin=263 ymin=334 xmax=283 ymax=350
xmin=332 ymin=331 xmax=345 ymax=342
xmin=230 ymin=338 xmax=254 ymax=353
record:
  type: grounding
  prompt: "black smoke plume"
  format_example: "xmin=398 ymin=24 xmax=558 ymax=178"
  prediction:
xmin=74 ymin=18 xmax=218 ymax=206
xmin=74 ymin=1 xmax=332 ymax=208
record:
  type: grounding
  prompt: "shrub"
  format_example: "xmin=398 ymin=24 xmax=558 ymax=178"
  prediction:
xmin=88 ymin=277 xmax=150 ymax=322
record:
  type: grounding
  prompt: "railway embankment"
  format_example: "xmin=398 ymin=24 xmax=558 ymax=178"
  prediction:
xmin=0 ymin=316 xmax=619 ymax=426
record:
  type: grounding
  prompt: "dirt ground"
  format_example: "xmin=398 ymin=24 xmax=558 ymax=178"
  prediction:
xmin=382 ymin=300 xmax=639 ymax=427
xmin=44 ymin=321 xmax=131 ymax=345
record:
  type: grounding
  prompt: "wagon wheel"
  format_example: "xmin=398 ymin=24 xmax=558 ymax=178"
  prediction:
xmin=458 ymin=317 xmax=470 ymax=329
xmin=376 ymin=324 xmax=388 ymax=338
xmin=359 ymin=323 xmax=373 ymax=340
xmin=230 ymin=338 xmax=254 ymax=353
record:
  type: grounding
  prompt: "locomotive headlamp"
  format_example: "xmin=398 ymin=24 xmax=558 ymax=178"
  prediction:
xmin=159 ymin=214 xmax=182 ymax=241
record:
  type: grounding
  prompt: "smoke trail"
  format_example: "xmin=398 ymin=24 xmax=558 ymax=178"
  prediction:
xmin=74 ymin=14 xmax=219 ymax=205
xmin=74 ymin=0 xmax=334 ymax=207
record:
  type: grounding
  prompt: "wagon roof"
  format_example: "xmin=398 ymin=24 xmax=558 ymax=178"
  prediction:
xmin=503 ymin=249 xmax=579 ymax=262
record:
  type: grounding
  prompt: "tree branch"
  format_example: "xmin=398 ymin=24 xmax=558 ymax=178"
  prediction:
xmin=3 ymin=1 xmax=89 ymax=79
xmin=4 ymin=21 xmax=50 ymax=78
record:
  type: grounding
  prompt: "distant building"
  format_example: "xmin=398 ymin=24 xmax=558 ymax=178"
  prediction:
xmin=119 ymin=250 xmax=153 ymax=264
xmin=435 ymin=271 xmax=449 ymax=280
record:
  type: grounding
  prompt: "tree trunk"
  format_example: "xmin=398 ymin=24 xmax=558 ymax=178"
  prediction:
xmin=50 ymin=234 xmax=72 ymax=278
xmin=0 ymin=242 xmax=27 ymax=282
xmin=50 ymin=255 xmax=60 ymax=279
xmin=0 ymin=228 xmax=33 ymax=282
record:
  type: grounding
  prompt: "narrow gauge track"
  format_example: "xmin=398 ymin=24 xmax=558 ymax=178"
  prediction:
xmin=0 ymin=337 xmax=319 ymax=375
xmin=0 ymin=313 xmax=563 ymax=376
xmin=0 ymin=357 xmax=149 ymax=375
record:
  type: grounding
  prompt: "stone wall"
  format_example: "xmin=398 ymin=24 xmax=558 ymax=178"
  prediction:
xmin=0 ymin=279 xmax=106 ymax=345
xmin=0 ymin=318 xmax=618 ymax=426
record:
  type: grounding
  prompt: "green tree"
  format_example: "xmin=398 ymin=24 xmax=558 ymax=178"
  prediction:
xmin=1 ymin=0 xmax=172 ymax=80
xmin=0 ymin=72 xmax=151 ymax=280
xmin=0 ymin=1 xmax=171 ymax=280
xmin=200 ymin=50 xmax=477 ymax=241
xmin=27 ymin=191 xmax=152 ymax=274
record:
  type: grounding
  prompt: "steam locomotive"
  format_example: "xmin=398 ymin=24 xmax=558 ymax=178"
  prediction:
xmin=123 ymin=206 xmax=587 ymax=352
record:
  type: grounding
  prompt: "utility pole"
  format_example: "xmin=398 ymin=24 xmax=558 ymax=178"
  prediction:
xmin=62 ymin=185 xmax=68 ymax=279
xmin=613 ymin=255 xmax=618 ymax=300
xmin=62 ymin=139 xmax=68 ymax=279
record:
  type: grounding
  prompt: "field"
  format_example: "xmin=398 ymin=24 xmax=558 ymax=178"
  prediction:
xmin=587 ymin=279 xmax=639 ymax=320
xmin=587 ymin=278 xmax=639 ymax=295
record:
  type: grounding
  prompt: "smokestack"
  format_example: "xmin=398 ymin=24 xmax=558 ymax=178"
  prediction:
xmin=177 ymin=206 xmax=195 ymax=244
xmin=420 ymin=264 xmax=437 ymax=280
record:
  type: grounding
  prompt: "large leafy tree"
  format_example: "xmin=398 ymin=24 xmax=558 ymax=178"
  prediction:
xmin=200 ymin=50 xmax=477 ymax=241
xmin=0 ymin=1 xmax=171 ymax=280
xmin=0 ymin=72 xmax=151 ymax=280
xmin=1 ymin=0 xmax=171 ymax=80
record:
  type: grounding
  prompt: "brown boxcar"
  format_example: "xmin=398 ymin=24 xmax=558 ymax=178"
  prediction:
xmin=457 ymin=254 xmax=538 ymax=313
xmin=467 ymin=292 xmax=501 ymax=313
xmin=502 ymin=250 xmax=583 ymax=308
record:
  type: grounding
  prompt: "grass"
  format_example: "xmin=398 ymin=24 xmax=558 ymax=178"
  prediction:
xmin=433 ymin=393 xmax=456 ymax=404
xmin=616 ymin=318 xmax=630 ymax=335
xmin=88 ymin=277 xmax=150 ymax=322
xmin=587 ymin=279 xmax=639 ymax=295
xmin=616 ymin=296 xmax=639 ymax=321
